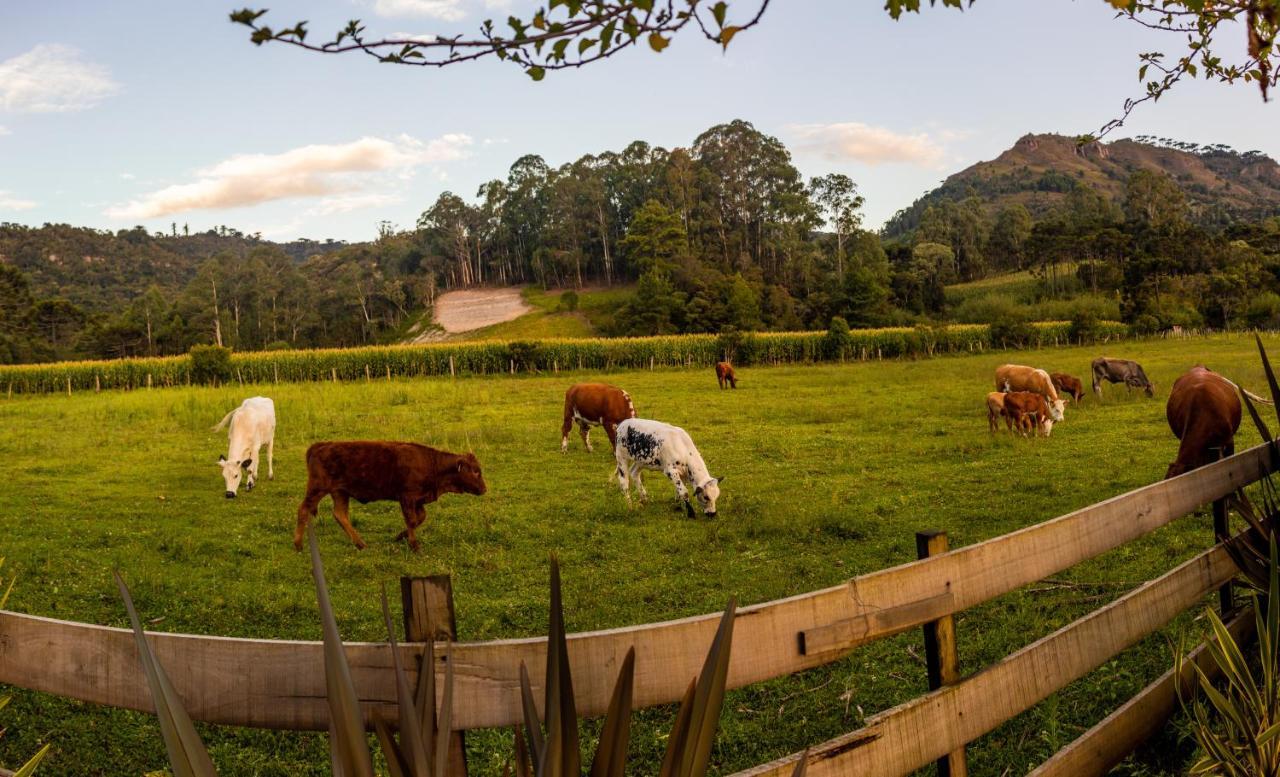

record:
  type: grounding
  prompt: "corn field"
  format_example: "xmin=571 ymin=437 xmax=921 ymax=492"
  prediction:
xmin=0 ymin=321 xmax=1130 ymax=396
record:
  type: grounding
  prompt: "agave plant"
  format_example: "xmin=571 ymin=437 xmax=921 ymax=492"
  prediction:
xmin=1225 ymin=334 xmax=1280 ymax=592
xmin=0 ymin=558 xmax=52 ymax=776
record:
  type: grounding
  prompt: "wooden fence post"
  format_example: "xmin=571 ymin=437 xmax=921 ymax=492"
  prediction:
xmin=1212 ymin=447 xmax=1233 ymax=615
xmin=401 ymin=575 xmax=468 ymax=777
xmin=916 ymin=530 xmax=968 ymax=777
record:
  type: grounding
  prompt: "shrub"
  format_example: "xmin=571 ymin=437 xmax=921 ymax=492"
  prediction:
xmin=1246 ymin=292 xmax=1280 ymax=330
xmin=822 ymin=316 xmax=853 ymax=359
xmin=559 ymin=289 xmax=579 ymax=312
xmin=988 ymin=312 xmax=1034 ymax=348
xmin=716 ymin=326 xmax=743 ymax=362
xmin=1133 ymin=314 xmax=1163 ymax=336
xmin=507 ymin=341 xmax=541 ymax=372
xmin=1068 ymin=310 xmax=1105 ymax=344
xmin=189 ymin=345 xmax=232 ymax=386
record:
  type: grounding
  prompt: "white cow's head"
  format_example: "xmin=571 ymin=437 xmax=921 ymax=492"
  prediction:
xmin=1039 ymin=416 xmax=1055 ymax=437
xmin=695 ymin=476 xmax=724 ymax=517
xmin=218 ymin=454 xmax=252 ymax=498
xmin=1048 ymin=398 xmax=1065 ymax=422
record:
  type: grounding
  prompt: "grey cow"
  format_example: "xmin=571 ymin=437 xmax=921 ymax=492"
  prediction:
xmin=1091 ymin=357 xmax=1155 ymax=398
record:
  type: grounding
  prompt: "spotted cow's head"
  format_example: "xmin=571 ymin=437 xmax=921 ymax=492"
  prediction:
xmin=218 ymin=454 xmax=252 ymax=498
xmin=695 ymin=476 xmax=724 ymax=517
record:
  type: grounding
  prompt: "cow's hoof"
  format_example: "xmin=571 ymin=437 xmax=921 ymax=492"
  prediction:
xmin=245 ymin=482 xmax=255 ymax=492
xmin=354 ymin=541 xmax=367 ymax=551
xmin=293 ymin=539 xmax=303 ymax=551
xmin=408 ymin=541 xmax=421 ymax=552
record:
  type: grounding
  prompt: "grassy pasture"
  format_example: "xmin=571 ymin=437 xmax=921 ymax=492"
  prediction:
xmin=0 ymin=333 xmax=1274 ymax=776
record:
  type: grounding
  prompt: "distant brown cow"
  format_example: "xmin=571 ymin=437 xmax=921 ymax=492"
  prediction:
xmin=295 ymin=441 xmax=486 ymax=551
xmin=561 ymin=382 xmax=636 ymax=453
xmin=716 ymin=362 xmax=737 ymax=390
xmin=1165 ymin=367 xmax=1241 ymax=479
xmin=1002 ymin=391 xmax=1055 ymax=437
xmin=1050 ymin=372 xmax=1084 ymax=402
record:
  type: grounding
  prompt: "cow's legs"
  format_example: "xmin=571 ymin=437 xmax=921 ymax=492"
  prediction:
xmin=395 ymin=499 xmax=425 ymax=552
xmin=615 ymin=457 xmax=633 ymax=506
xmin=330 ymin=492 xmax=367 ymax=550
xmin=294 ymin=488 xmax=326 ymax=550
xmin=605 ymin=422 xmax=619 ymax=450
xmin=578 ymin=421 xmax=593 ymax=453
xmin=631 ymin=466 xmax=648 ymax=502
xmin=246 ymin=443 xmax=261 ymax=489
xmin=267 ymin=434 xmax=275 ymax=480
xmin=665 ymin=467 xmax=694 ymax=517
xmin=560 ymin=408 xmax=575 ymax=453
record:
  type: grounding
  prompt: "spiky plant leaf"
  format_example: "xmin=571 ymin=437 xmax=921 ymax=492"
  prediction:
xmin=542 ymin=556 xmax=581 ymax=777
xmin=658 ymin=680 xmax=697 ymax=777
xmin=677 ymin=601 xmax=737 ymax=777
xmin=1257 ymin=334 xmax=1280 ymax=431
xmin=588 ymin=647 xmax=635 ymax=777
xmin=308 ymin=529 xmax=374 ymax=777
xmin=10 ymin=743 xmax=51 ymax=777
xmin=115 ymin=572 xmax=218 ymax=777
xmin=379 ymin=585 xmax=432 ymax=776
xmin=518 ymin=661 xmax=545 ymax=766
xmin=374 ymin=716 xmax=409 ymax=777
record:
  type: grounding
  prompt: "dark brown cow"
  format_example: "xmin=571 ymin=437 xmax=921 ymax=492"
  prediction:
xmin=1002 ymin=391 xmax=1055 ymax=437
xmin=715 ymin=361 xmax=737 ymax=390
xmin=1165 ymin=367 xmax=1241 ymax=479
xmin=561 ymin=382 xmax=636 ymax=453
xmin=294 ymin=441 xmax=486 ymax=551
xmin=1050 ymin=372 xmax=1084 ymax=402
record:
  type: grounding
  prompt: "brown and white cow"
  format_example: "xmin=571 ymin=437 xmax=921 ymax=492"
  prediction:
xmin=715 ymin=362 xmax=737 ymax=390
xmin=995 ymin=364 xmax=1066 ymax=422
xmin=294 ymin=441 xmax=486 ymax=551
xmin=1002 ymin=391 xmax=1055 ymax=437
xmin=985 ymin=391 xmax=1007 ymax=432
xmin=1050 ymin=372 xmax=1085 ymax=403
xmin=1164 ymin=367 xmax=1241 ymax=479
xmin=561 ymin=382 xmax=636 ymax=453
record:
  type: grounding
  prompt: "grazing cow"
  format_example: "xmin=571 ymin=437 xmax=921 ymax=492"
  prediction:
xmin=1092 ymin=357 xmax=1155 ymax=398
xmin=1050 ymin=372 xmax=1085 ymax=403
xmin=715 ymin=362 xmax=738 ymax=390
xmin=561 ymin=382 xmax=636 ymax=453
xmin=295 ymin=441 xmax=486 ymax=551
xmin=986 ymin=391 xmax=1007 ymax=432
xmin=614 ymin=418 xmax=722 ymax=518
xmin=995 ymin=364 xmax=1066 ymax=422
xmin=1002 ymin=391 xmax=1056 ymax=437
xmin=213 ymin=396 xmax=276 ymax=499
xmin=1165 ymin=367 xmax=1241 ymax=479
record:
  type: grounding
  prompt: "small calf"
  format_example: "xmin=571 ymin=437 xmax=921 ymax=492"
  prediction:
xmin=986 ymin=391 xmax=1007 ymax=432
xmin=1002 ymin=391 xmax=1055 ymax=437
xmin=1050 ymin=372 xmax=1085 ymax=403
xmin=715 ymin=362 xmax=737 ymax=390
xmin=615 ymin=418 xmax=722 ymax=517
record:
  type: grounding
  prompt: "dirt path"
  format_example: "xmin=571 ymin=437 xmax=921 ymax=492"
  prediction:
xmin=409 ymin=288 xmax=532 ymax=342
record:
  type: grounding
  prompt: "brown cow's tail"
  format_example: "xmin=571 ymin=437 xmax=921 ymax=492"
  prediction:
xmin=561 ymin=390 xmax=577 ymax=437
xmin=623 ymin=390 xmax=636 ymax=418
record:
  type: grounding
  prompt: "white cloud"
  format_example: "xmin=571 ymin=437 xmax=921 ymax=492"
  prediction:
xmin=373 ymin=0 xmax=466 ymax=21
xmin=119 ymin=172 xmax=135 ymax=180
xmin=0 ymin=44 xmax=120 ymax=113
xmin=105 ymin=133 xmax=472 ymax=220
xmin=786 ymin=122 xmax=950 ymax=168
xmin=0 ymin=191 xmax=38 ymax=211
xmin=389 ymin=32 xmax=439 ymax=43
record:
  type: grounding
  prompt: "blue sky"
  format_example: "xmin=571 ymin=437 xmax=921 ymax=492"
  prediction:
xmin=1 ymin=0 xmax=1277 ymax=242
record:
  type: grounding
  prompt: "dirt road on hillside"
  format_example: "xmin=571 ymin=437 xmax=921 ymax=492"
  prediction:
xmin=409 ymin=288 xmax=532 ymax=342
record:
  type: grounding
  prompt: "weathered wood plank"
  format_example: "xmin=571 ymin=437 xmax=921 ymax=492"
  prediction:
xmin=0 ymin=444 xmax=1270 ymax=732
xmin=1026 ymin=609 xmax=1254 ymax=777
xmin=730 ymin=543 xmax=1239 ymax=777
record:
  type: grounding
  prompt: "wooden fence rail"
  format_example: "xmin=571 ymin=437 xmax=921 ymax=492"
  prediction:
xmin=0 ymin=443 xmax=1272 ymax=734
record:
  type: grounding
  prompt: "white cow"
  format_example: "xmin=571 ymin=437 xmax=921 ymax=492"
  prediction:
xmin=213 ymin=396 xmax=276 ymax=498
xmin=614 ymin=418 xmax=722 ymax=517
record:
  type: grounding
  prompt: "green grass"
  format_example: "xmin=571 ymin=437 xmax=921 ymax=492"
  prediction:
xmin=451 ymin=285 xmax=634 ymax=341
xmin=0 ymin=333 xmax=1272 ymax=775
xmin=944 ymin=265 xmax=1078 ymax=306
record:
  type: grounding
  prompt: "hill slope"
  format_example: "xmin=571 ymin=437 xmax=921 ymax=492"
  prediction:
xmin=883 ymin=133 xmax=1280 ymax=237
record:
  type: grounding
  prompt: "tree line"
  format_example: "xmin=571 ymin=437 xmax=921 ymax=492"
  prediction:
xmin=2 ymin=119 xmax=1280 ymax=364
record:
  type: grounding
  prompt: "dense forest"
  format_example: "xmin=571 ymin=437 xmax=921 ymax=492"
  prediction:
xmin=2 ymin=121 xmax=1280 ymax=364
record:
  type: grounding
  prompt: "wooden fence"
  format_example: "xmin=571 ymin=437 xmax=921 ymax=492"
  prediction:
xmin=0 ymin=442 xmax=1275 ymax=775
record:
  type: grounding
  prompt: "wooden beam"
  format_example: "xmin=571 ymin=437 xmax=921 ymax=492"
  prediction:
xmin=916 ymin=531 xmax=966 ymax=777
xmin=1027 ymin=609 xmax=1254 ymax=777
xmin=0 ymin=445 xmax=1268 ymax=732
xmin=402 ymin=576 xmax=468 ymax=777
xmin=731 ymin=543 xmax=1239 ymax=777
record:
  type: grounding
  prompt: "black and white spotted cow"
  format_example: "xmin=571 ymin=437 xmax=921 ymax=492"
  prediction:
xmin=614 ymin=418 xmax=723 ymax=517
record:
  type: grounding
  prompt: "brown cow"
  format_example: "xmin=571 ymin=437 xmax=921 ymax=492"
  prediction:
xmin=294 ymin=441 xmax=486 ymax=551
xmin=995 ymin=364 xmax=1066 ymax=422
xmin=1165 ymin=367 xmax=1241 ymax=479
xmin=561 ymin=382 xmax=636 ymax=453
xmin=1050 ymin=372 xmax=1084 ymax=403
xmin=716 ymin=362 xmax=737 ymax=390
xmin=986 ymin=391 xmax=1007 ymax=432
xmin=1002 ymin=391 xmax=1055 ymax=437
